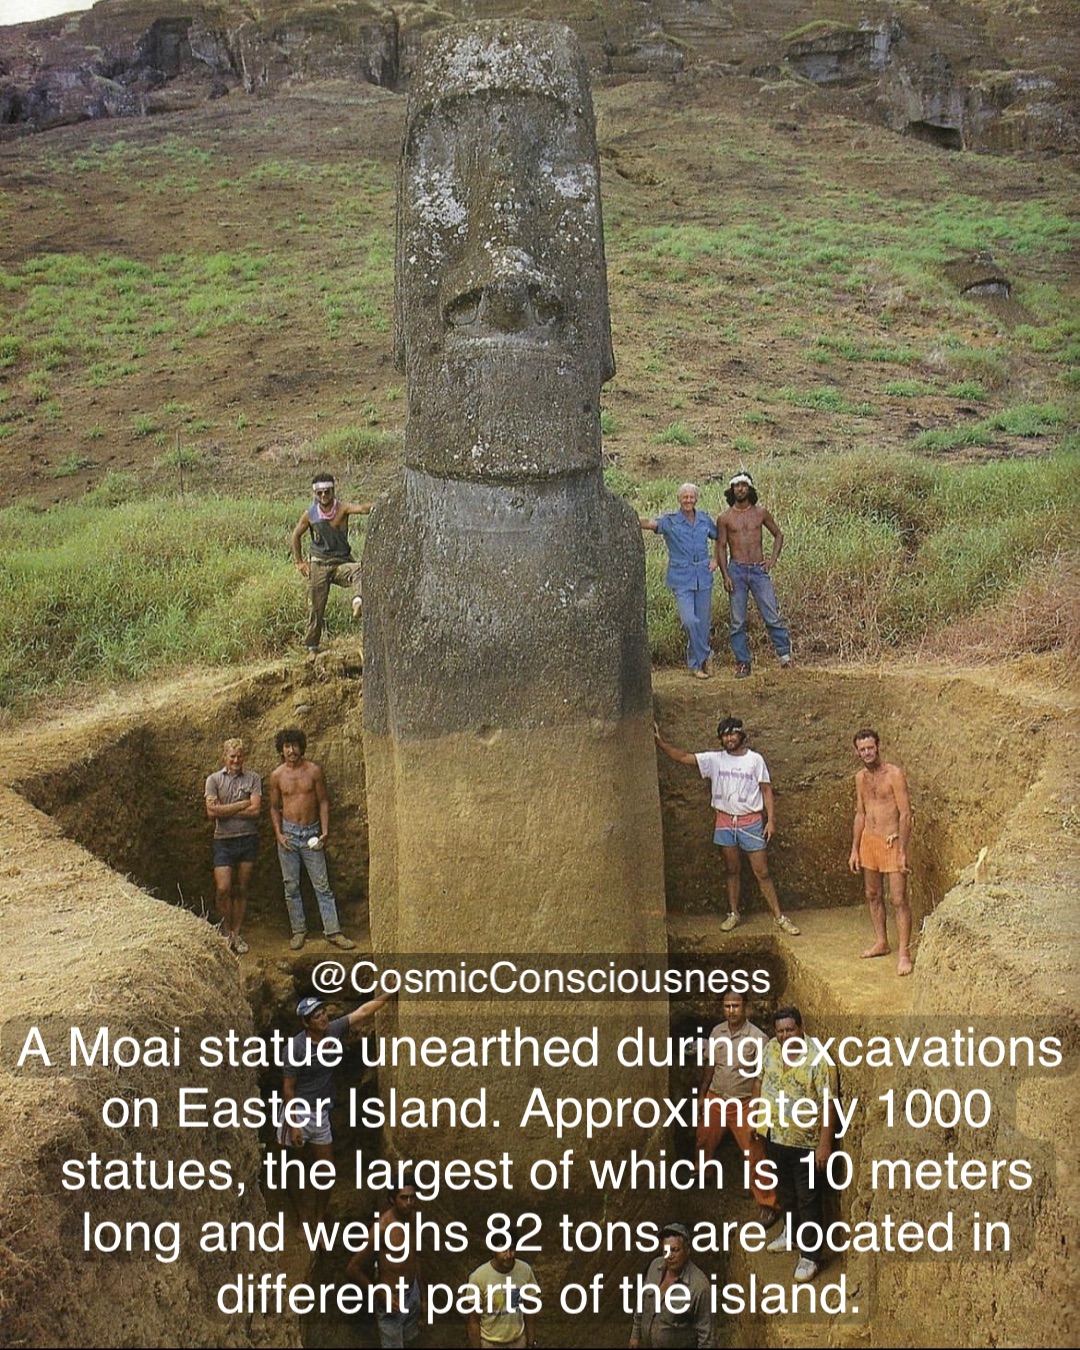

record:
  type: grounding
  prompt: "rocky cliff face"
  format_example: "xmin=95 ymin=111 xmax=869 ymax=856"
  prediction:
xmin=0 ymin=0 xmax=1077 ymax=152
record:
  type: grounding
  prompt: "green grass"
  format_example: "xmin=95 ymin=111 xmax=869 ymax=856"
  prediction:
xmin=775 ymin=386 xmax=875 ymax=416
xmin=1 ymin=449 xmax=1074 ymax=709
xmin=654 ymin=421 xmax=698 ymax=446
xmin=627 ymin=450 xmax=1079 ymax=664
xmin=311 ymin=424 xmax=401 ymax=466
xmin=912 ymin=402 xmax=1068 ymax=451
xmin=0 ymin=498 xmax=300 ymax=709
xmin=49 ymin=453 xmax=93 ymax=478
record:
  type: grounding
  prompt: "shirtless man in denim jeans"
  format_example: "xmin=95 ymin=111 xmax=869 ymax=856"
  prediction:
xmin=716 ymin=472 xmax=792 ymax=678
xmin=268 ymin=727 xmax=355 ymax=952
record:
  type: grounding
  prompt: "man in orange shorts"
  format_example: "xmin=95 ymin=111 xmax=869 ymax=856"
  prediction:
xmin=696 ymin=990 xmax=780 ymax=1227
xmin=848 ymin=728 xmax=914 ymax=976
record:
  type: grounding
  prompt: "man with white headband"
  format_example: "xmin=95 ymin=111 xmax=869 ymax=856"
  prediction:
xmin=716 ymin=471 xmax=791 ymax=678
xmin=290 ymin=472 xmax=372 ymax=656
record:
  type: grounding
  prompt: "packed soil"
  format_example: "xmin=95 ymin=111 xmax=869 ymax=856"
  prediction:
xmin=1 ymin=652 xmax=1076 ymax=1347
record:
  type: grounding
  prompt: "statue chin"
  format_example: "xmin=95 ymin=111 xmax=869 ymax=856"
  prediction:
xmin=406 ymin=345 xmax=602 ymax=481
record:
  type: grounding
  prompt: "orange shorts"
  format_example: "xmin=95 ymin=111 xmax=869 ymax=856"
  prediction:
xmin=860 ymin=832 xmax=902 ymax=873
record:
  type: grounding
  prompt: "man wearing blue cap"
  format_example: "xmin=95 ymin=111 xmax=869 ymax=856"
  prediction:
xmin=280 ymin=989 xmax=392 ymax=1229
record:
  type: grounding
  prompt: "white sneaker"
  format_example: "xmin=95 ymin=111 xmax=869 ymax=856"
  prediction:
xmin=793 ymin=1257 xmax=819 ymax=1282
xmin=766 ymin=1231 xmax=792 ymax=1253
xmin=720 ymin=912 xmax=741 ymax=932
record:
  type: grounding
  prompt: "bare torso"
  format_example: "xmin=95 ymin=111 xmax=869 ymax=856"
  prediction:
xmin=856 ymin=762 xmax=908 ymax=836
xmin=269 ymin=759 xmax=324 ymax=828
xmin=375 ymin=1207 xmax=421 ymax=1289
xmin=718 ymin=503 xmax=779 ymax=565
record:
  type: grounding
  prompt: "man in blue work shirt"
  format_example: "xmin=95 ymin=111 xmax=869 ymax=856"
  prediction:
xmin=641 ymin=483 xmax=719 ymax=679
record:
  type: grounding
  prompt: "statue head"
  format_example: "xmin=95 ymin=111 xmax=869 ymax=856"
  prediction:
xmin=396 ymin=21 xmax=614 ymax=481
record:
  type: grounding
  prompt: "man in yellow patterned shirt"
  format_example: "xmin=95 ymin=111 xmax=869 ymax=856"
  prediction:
xmin=757 ymin=1005 xmax=838 ymax=1284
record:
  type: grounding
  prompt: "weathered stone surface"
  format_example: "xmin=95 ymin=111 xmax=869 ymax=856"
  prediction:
xmin=368 ymin=18 xmax=647 ymax=736
xmin=363 ymin=19 xmax=668 ymax=1163
xmin=1 ymin=1 xmax=1077 ymax=151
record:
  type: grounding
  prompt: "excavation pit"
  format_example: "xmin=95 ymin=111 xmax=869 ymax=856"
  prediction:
xmin=1 ymin=661 xmax=1075 ymax=1348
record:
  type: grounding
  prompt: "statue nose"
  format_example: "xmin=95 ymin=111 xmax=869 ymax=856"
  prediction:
xmin=444 ymin=247 xmax=560 ymax=335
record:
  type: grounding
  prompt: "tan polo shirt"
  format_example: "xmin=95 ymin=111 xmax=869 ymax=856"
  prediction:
xmin=704 ymin=1019 xmax=768 ymax=1099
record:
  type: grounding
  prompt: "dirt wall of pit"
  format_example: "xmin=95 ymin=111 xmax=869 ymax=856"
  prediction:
xmin=865 ymin=715 xmax=1079 ymax=1350
xmin=654 ymin=668 xmax=1051 ymax=925
xmin=14 ymin=662 xmax=371 ymax=942
xmin=16 ymin=666 xmax=1055 ymax=945
xmin=2 ymin=660 xmax=1076 ymax=1348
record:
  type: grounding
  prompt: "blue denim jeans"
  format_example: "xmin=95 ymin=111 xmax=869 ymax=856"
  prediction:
xmin=277 ymin=820 xmax=343 ymax=936
xmin=375 ymin=1278 xmax=422 ymax=1347
xmin=728 ymin=563 xmax=790 ymax=666
xmin=672 ymin=584 xmax=714 ymax=671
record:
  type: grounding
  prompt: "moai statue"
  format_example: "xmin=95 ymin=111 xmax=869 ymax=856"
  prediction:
xmin=363 ymin=20 xmax=668 ymax=1162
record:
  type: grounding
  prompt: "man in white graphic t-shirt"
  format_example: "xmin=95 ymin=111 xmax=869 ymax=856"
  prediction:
xmin=654 ymin=717 xmax=800 ymax=936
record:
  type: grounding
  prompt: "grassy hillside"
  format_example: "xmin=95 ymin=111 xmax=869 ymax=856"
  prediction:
xmin=0 ymin=66 xmax=1076 ymax=711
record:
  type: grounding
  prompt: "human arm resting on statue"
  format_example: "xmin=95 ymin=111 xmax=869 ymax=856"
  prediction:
xmin=654 ymin=725 xmax=698 ymax=768
xmin=639 ymin=516 xmax=659 ymax=532
xmin=345 ymin=991 xmax=394 ymax=1030
xmin=761 ymin=511 xmax=784 ymax=571
xmin=291 ymin=511 xmax=313 ymax=576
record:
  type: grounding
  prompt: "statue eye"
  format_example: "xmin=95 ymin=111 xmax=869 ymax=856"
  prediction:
xmin=446 ymin=291 xmax=481 ymax=326
xmin=532 ymin=292 xmax=561 ymax=326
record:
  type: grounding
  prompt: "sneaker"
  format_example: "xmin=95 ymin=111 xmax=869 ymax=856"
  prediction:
xmin=793 ymin=1258 xmax=819 ymax=1283
xmin=325 ymin=932 xmax=356 ymax=951
xmin=735 ymin=663 xmax=751 ymax=679
xmin=720 ymin=912 xmax=741 ymax=932
xmin=231 ymin=934 xmax=250 ymax=955
xmin=775 ymin=914 xmax=801 ymax=936
xmin=690 ymin=667 xmax=710 ymax=680
xmin=352 ymin=596 xmax=363 ymax=619
xmin=289 ymin=932 xmax=307 ymax=951
xmin=766 ymin=1231 xmax=793 ymax=1253
xmin=779 ymin=654 xmax=793 ymax=669
xmin=757 ymin=1206 xmax=781 ymax=1229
